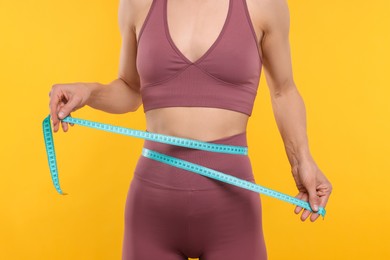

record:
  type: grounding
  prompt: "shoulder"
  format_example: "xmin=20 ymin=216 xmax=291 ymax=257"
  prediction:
xmin=248 ymin=0 xmax=290 ymax=33
xmin=118 ymin=0 xmax=153 ymax=34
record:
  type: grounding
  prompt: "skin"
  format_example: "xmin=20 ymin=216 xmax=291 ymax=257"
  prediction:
xmin=49 ymin=0 xmax=332 ymax=222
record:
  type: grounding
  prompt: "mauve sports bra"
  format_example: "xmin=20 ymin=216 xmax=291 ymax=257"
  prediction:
xmin=136 ymin=0 xmax=262 ymax=116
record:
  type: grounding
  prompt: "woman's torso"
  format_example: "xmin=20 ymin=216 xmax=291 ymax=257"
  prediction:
xmin=135 ymin=0 xmax=265 ymax=142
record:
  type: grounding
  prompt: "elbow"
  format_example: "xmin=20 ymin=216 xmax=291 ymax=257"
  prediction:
xmin=129 ymin=101 xmax=142 ymax=112
xmin=118 ymin=77 xmax=143 ymax=113
xmin=124 ymin=96 xmax=143 ymax=113
xmin=112 ymin=94 xmax=143 ymax=114
xmin=271 ymin=79 xmax=297 ymax=99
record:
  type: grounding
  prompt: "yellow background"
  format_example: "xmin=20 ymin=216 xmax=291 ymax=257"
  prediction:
xmin=1 ymin=0 xmax=389 ymax=259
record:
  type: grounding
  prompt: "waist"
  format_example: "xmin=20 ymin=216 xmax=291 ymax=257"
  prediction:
xmin=145 ymin=107 xmax=249 ymax=142
xmin=133 ymin=131 xmax=255 ymax=190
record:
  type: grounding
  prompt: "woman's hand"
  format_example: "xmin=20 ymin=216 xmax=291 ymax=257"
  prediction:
xmin=291 ymin=159 xmax=332 ymax=222
xmin=49 ymin=83 xmax=93 ymax=132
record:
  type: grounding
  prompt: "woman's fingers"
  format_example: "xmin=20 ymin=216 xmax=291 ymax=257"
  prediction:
xmin=312 ymin=188 xmax=331 ymax=222
xmin=298 ymin=193 xmax=312 ymax=221
xmin=294 ymin=193 xmax=317 ymax=222
xmin=299 ymin=188 xmax=331 ymax=222
xmin=310 ymin=212 xmax=320 ymax=222
xmin=309 ymin=180 xmax=332 ymax=222
xmin=57 ymin=101 xmax=70 ymax=132
xmin=295 ymin=193 xmax=308 ymax=221
xmin=49 ymin=87 xmax=62 ymax=132
xmin=58 ymin=95 xmax=80 ymax=120
xmin=292 ymin=163 xmax=332 ymax=222
xmin=59 ymin=109 xmax=77 ymax=132
xmin=49 ymin=83 xmax=88 ymax=132
xmin=61 ymin=113 xmax=73 ymax=132
xmin=309 ymin=193 xmax=327 ymax=222
xmin=61 ymin=121 xmax=69 ymax=132
xmin=308 ymin=185 xmax=320 ymax=213
xmin=294 ymin=193 xmax=304 ymax=214
xmin=50 ymin=87 xmax=80 ymax=132
xmin=309 ymin=194 xmax=328 ymax=222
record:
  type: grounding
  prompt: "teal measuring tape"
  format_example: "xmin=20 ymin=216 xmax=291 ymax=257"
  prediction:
xmin=42 ymin=115 xmax=326 ymax=217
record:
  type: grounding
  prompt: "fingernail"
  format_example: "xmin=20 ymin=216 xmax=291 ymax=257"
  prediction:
xmin=58 ymin=111 xmax=64 ymax=119
xmin=313 ymin=205 xmax=319 ymax=212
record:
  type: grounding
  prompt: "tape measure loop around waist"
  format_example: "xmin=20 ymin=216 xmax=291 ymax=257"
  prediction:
xmin=42 ymin=115 xmax=326 ymax=217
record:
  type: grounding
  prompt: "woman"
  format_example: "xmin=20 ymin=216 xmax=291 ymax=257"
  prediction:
xmin=48 ymin=0 xmax=332 ymax=259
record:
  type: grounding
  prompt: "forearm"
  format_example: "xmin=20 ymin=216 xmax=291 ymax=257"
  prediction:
xmin=270 ymin=85 xmax=313 ymax=167
xmin=86 ymin=78 xmax=142 ymax=113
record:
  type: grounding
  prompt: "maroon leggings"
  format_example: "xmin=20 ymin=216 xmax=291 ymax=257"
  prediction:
xmin=122 ymin=131 xmax=267 ymax=259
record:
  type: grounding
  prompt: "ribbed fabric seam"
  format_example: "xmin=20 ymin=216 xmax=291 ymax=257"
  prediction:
xmin=241 ymin=0 xmax=263 ymax=65
xmin=193 ymin=64 xmax=258 ymax=94
xmin=136 ymin=0 xmax=157 ymax=45
xmin=186 ymin=190 xmax=193 ymax=257
xmin=141 ymin=64 xmax=192 ymax=88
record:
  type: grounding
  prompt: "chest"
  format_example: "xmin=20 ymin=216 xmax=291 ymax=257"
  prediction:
xmin=135 ymin=0 xmax=262 ymax=88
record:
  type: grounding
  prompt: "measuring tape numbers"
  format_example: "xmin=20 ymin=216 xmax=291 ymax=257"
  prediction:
xmin=42 ymin=115 xmax=326 ymax=217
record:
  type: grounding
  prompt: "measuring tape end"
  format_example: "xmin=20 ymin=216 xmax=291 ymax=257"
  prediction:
xmin=54 ymin=187 xmax=67 ymax=195
xmin=317 ymin=207 xmax=326 ymax=218
xmin=57 ymin=190 xmax=68 ymax=195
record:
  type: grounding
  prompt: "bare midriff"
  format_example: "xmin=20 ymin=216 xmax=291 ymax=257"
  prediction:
xmin=145 ymin=107 xmax=249 ymax=142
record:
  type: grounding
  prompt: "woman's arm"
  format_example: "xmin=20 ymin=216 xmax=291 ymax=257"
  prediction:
xmin=49 ymin=0 xmax=143 ymax=132
xmin=259 ymin=0 xmax=332 ymax=222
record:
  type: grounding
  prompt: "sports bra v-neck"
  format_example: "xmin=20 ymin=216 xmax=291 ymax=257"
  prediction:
xmin=136 ymin=0 xmax=262 ymax=116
